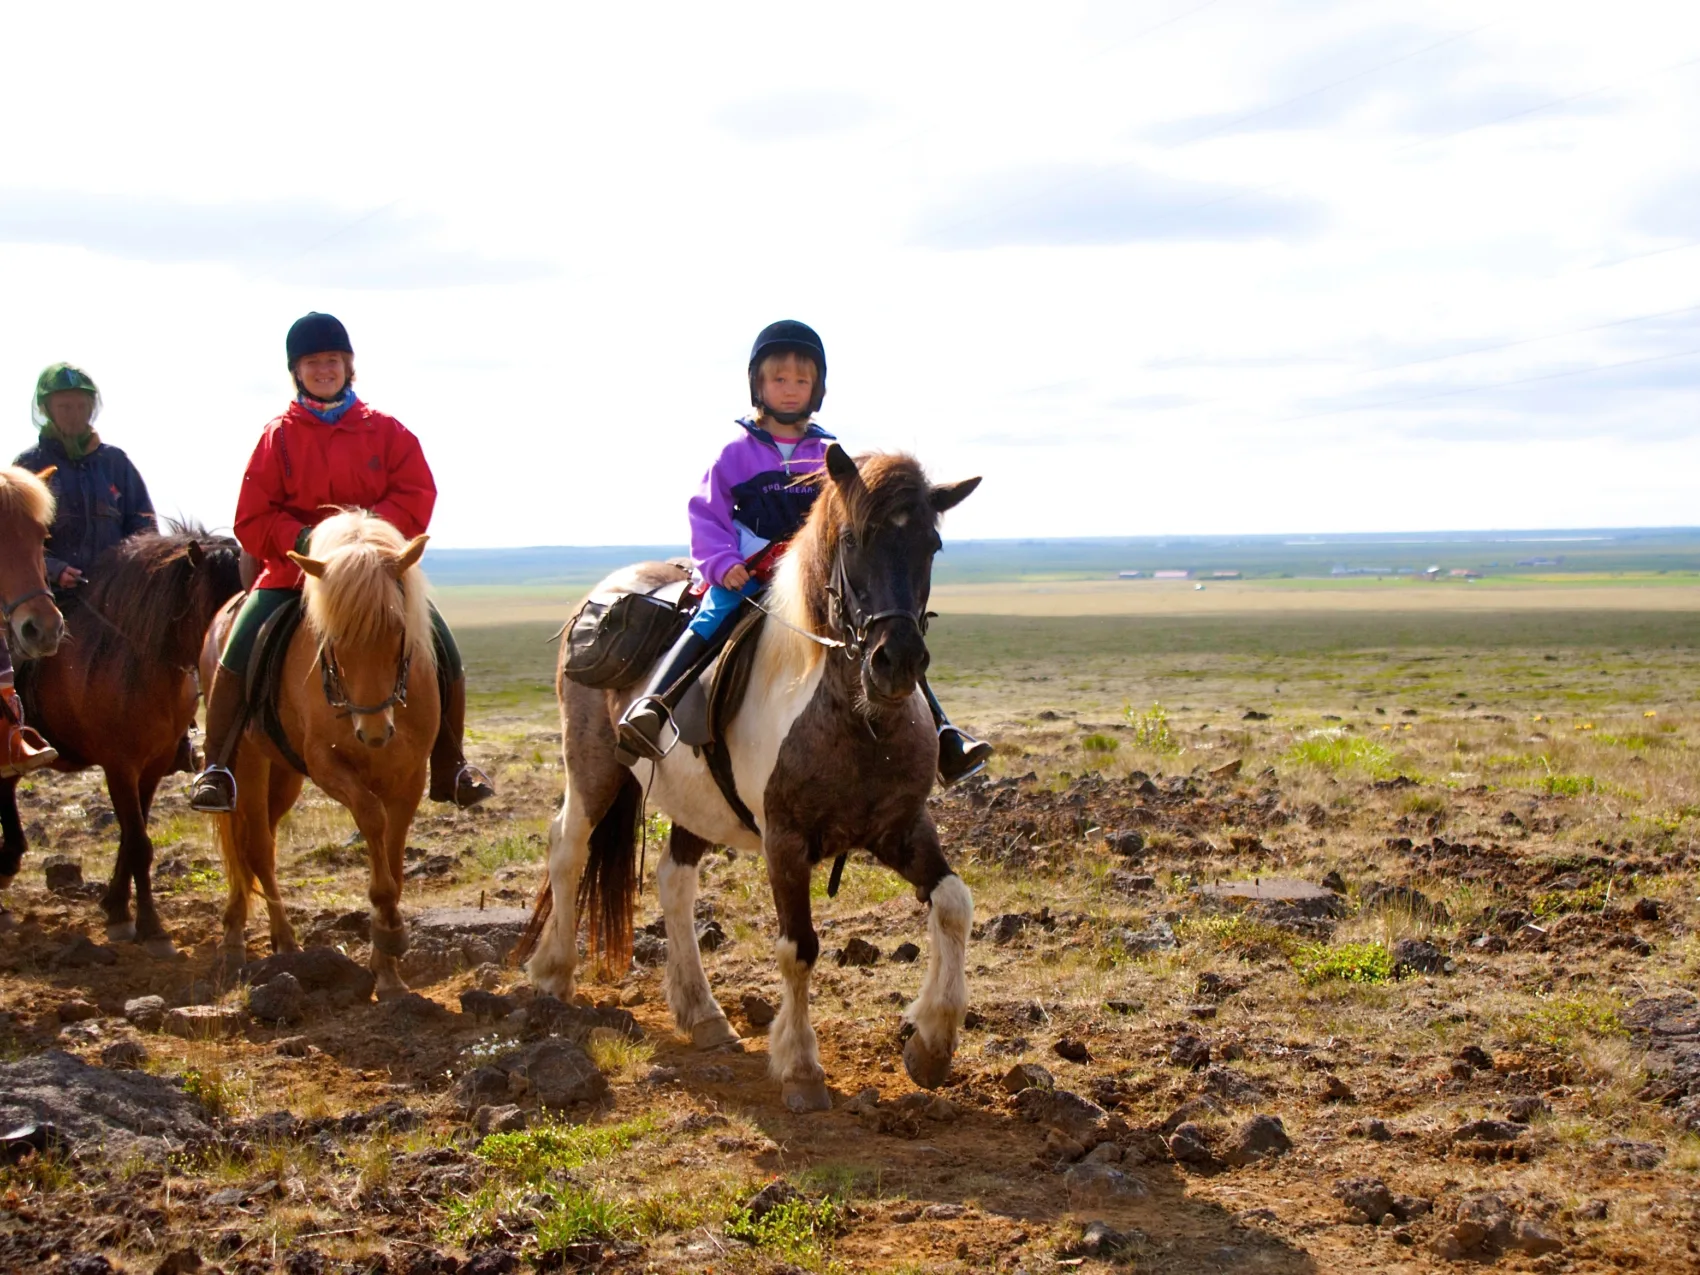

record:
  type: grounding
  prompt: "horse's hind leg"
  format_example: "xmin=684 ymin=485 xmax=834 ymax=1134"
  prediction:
xmin=253 ymin=766 xmax=304 ymax=958
xmin=879 ymin=815 xmax=971 ymax=1090
xmin=527 ymin=785 xmax=592 ymax=998
xmin=661 ymin=825 xmax=739 ymax=1050
xmin=765 ymin=828 xmax=829 ymax=1112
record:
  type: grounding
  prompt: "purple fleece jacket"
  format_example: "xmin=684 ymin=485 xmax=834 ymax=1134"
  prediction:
xmin=687 ymin=417 xmax=835 ymax=588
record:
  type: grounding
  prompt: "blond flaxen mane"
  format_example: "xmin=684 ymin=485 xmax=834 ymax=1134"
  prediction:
xmin=300 ymin=510 xmax=436 ymax=671
xmin=0 ymin=465 xmax=55 ymax=529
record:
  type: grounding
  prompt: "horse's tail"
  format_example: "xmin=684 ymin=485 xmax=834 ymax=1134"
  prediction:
xmin=580 ymin=769 xmax=642 ymax=976
xmin=214 ymin=811 xmax=257 ymax=902
xmin=512 ymin=770 xmax=643 ymax=975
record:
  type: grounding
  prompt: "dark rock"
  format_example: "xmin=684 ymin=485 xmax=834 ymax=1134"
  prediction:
xmin=124 ymin=995 xmax=167 ymax=1030
xmin=1242 ymin=710 xmax=1271 ymax=721
xmin=52 ymin=936 xmax=117 ymax=969
xmin=1504 ymin=1096 xmax=1548 ymax=1123
xmin=410 ymin=905 xmax=531 ymax=960
xmin=838 ymin=937 xmax=879 ymax=967
xmin=153 ymin=1248 xmax=203 ymax=1274
xmin=100 ymin=1040 xmax=148 ymax=1070
xmin=247 ymin=973 xmax=307 ymax=1024
xmin=164 ymin=1005 xmax=245 ymax=1039
xmin=1000 ymin=1063 xmax=1053 ymax=1094
xmin=1434 ymin=1192 xmax=1513 ymax=1259
xmin=1363 ymin=884 xmax=1449 ymax=923
xmin=1223 ymin=1114 xmax=1292 ymax=1166
xmin=1195 ymin=971 xmax=1238 ymax=999
xmin=1015 ymin=1086 xmax=1105 ymax=1135
xmin=61 ymin=1257 xmax=114 ymax=1275
xmin=1392 ymin=938 xmax=1451 ymax=975
xmin=1112 ymin=920 xmax=1179 ymax=954
xmin=1349 ymin=1117 xmax=1392 ymax=1141
xmin=474 ymin=1104 xmax=527 ymax=1136
xmin=986 ymin=913 xmax=1028 ymax=945
xmin=460 ymin=989 xmax=518 ymax=1021
xmin=1320 ymin=870 xmax=1346 ymax=894
xmin=1320 ymin=1074 xmax=1354 ymax=1102
xmin=1333 ymin=1177 xmax=1395 ymax=1224
xmin=55 ymin=997 xmax=98 ymax=1023
xmin=510 ymin=1038 xmax=609 ymax=1109
xmin=524 ymin=995 xmax=641 ymax=1043
xmin=1510 ymin=1219 xmax=1565 ymax=1256
xmin=1167 ymin=1122 xmax=1218 ymax=1166
xmin=453 ymin=1067 xmax=511 ymax=1111
xmin=282 ymin=1246 xmax=328 ymax=1275
xmin=1169 ymin=1034 xmax=1211 ymax=1069
xmin=1108 ymin=831 xmax=1145 ymax=857
xmin=464 ymin=1250 xmax=521 ymax=1275
xmin=632 ymin=931 xmax=667 ymax=965
xmin=1073 ymin=1220 xmax=1132 ymax=1257
xmin=1062 ymin=1162 xmax=1148 ymax=1202
xmin=1452 ymin=1119 xmax=1526 ymax=1143
xmin=1106 ymin=871 xmax=1157 ymax=896
xmin=241 ymin=946 xmax=376 ymax=1002
xmin=1053 ymin=1038 xmax=1090 ymax=1063
xmin=740 ymin=993 xmax=777 ymax=1028
xmin=696 ymin=918 xmax=728 ymax=951
xmin=890 ymin=941 xmax=920 ymax=963
xmin=742 ymin=1178 xmax=800 ymax=1220
xmin=1202 ymin=1066 xmax=1265 ymax=1104
xmin=403 ymin=1249 xmax=459 ymax=1275
xmin=0 ymin=1050 xmax=215 ymax=1161
xmin=42 ymin=855 xmax=83 ymax=892
xmin=1632 ymin=897 xmax=1662 ymax=921
xmin=1457 ymin=1044 xmax=1494 ymax=1070
xmin=1160 ymin=1095 xmax=1226 ymax=1134
xmin=1600 ymin=1137 xmax=1664 ymax=1169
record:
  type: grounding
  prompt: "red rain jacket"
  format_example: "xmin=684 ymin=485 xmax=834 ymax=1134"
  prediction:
xmin=234 ymin=400 xmax=436 ymax=590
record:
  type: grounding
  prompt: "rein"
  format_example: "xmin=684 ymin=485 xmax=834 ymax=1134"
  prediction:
xmin=319 ymin=640 xmax=412 ymax=717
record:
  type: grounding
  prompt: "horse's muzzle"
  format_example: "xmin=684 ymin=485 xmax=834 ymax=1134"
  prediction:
xmin=354 ymin=715 xmax=395 ymax=748
xmin=10 ymin=608 xmax=64 ymax=661
xmin=863 ymin=626 xmax=930 ymax=704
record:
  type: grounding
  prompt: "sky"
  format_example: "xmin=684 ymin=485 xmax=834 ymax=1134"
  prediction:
xmin=2 ymin=0 xmax=1697 ymax=547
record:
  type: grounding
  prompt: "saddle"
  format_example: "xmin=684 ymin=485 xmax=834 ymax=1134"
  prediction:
xmin=238 ymin=593 xmax=311 ymax=776
xmin=674 ymin=604 xmax=768 ymax=836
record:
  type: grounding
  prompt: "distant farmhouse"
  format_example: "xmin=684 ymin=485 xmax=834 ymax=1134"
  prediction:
xmin=1515 ymin=556 xmax=1564 ymax=567
xmin=1153 ymin=569 xmax=1192 ymax=579
xmin=1118 ymin=570 xmax=1143 ymax=579
xmin=1211 ymin=570 xmax=1242 ymax=579
xmin=1449 ymin=568 xmax=1481 ymax=578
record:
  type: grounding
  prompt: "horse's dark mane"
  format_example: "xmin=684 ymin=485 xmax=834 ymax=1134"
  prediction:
xmin=76 ymin=522 xmax=241 ymax=673
xmin=790 ymin=452 xmax=933 ymax=628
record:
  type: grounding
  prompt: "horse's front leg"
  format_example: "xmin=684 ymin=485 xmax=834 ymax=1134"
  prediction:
xmin=660 ymin=825 xmax=739 ymax=1049
xmin=0 ymin=776 xmax=23 ymax=930
xmin=315 ymin=763 xmax=405 ymax=996
xmin=884 ymin=815 xmax=972 ymax=1090
xmin=99 ymin=768 xmax=142 ymax=946
xmin=765 ymin=829 xmax=829 ymax=1112
xmin=528 ymin=790 xmax=589 ymax=999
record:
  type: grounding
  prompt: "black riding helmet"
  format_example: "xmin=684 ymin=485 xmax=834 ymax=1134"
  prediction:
xmin=748 ymin=320 xmax=826 ymax=424
xmin=286 ymin=312 xmax=354 ymax=366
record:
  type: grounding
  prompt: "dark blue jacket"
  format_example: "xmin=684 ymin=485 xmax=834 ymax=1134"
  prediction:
xmin=12 ymin=434 xmax=155 ymax=583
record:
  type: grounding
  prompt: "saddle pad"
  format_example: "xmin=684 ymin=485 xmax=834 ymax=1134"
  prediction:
xmin=673 ymin=604 xmax=767 ymax=750
xmin=243 ymin=593 xmax=310 ymax=775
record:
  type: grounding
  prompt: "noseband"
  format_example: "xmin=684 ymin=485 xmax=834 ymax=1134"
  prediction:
xmin=825 ymin=538 xmax=935 ymax=663
xmin=319 ymin=640 xmax=412 ymax=717
xmin=1 ymin=586 xmax=54 ymax=627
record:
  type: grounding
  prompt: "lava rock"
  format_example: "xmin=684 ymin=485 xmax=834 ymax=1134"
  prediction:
xmin=1223 ymin=1114 xmax=1292 ymax=1166
xmin=247 ymin=973 xmax=307 ymax=1025
xmin=164 ymin=1005 xmax=246 ymax=1039
xmin=838 ymin=937 xmax=880 ymax=967
xmin=890 ymin=941 xmax=921 ymax=963
xmin=99 ymin=1040 xmax=148 ymax=1070
xmin=453 ymin=1067 xmax=511 ymax=1110
xmin=0 ymin=1050 xmax=216 ymax=1162
xmin=460 ymin=989 xmax=518 ymax=1021
xmin=42 ymin=855 xmax=83 ymax=892
xmin=123 ymin=995 xmax=167 ymax=1030
xmin=696 ymin=919 xmax=728 ymax=951
xmin=1113 ymin=919 xmax=1178 ymax=955
xmin=463 ymin=1251 xmax=521 ymax=1275
xmin=1349 ymin=1117 xmax=1392 ymax=1141
xmin=1053 ymin=1037 xmax=1090 ymax=1063
xmin=1392 ymin=938 xmax=1451 ymax=975
xmin=1504 ymin=1095 xmax=1548 ymax=1123
xmin=740 ymin=993 xmax=777 ymax=1028
xmin=1160 ymin=1095 xmax=1226 ymax=1134
xmin=1107 ymin=831 xmax=1145 ymax=857
xmin=1168 ymin=1034 xmax=1211 ymax=1069
xmin=1451 ymin=1118 xmax=1526 ymax=1143
xmin=52 ymin=936 xmax=118 ymax=969
xmin=1062 ymin=1162 xmax=1148 ymax=1203
xmin=1015 ymin=1087 xmax=1105 ymax=1135
xmin=632 ymin=931 xmax=667 ymax=965
xmin=510 ymin=1038 xmax=610 ymax=1109
xmin=1167 ymin=1122 xmax=1219 ymax=1167
xmin=523 ymin=995 xmax=641 ymax=1043
xmin=1202 ymin=1066 xmax=1265 ymax=1105
xmin=241 ymin=946 xmax=376 ymax=1003
xmin=1000 ymin=1063 xmax=1053 ymax=1094
xmin=1632 ymin=897 xmax=1662 ymax=922
xmin=55 ymin=998 xmax=99 ymax=1023
xmin=1334 ymin=1177 xmax=1395 ymax=1224
xmin=473 ymin=1104 xmax=527 ymax=1136
xmin=986 ymin=913 xmax=1028 ymax=945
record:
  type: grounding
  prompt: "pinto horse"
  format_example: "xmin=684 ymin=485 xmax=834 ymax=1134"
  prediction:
xmin=201 ymin=510 xmax=438 ymax=994
xmin=0 ymin=526 xmax=241 ymax=954
xmin=515 ymin=447 xmax=979 ymax=1111
xmin=0 ymin=466 xmax=64 ymax=664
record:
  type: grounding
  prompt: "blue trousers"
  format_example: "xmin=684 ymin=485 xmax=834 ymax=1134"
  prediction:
xmin=686 ymin=578 xmax=761 ymax=640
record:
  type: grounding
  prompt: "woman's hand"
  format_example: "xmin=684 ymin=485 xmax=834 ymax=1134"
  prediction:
xmin=56 ymin=566 xmax=83 ymax=589
xmin=722 ymin=564 xmax=751 ymax=590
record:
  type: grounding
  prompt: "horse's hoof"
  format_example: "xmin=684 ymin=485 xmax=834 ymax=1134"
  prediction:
xmin=140 ymin=937 xmax=178 ymax=961
xmin=106 ymin=921 xmax=138 ymax=944
xmin=691 ymin=1018 xmax=742 ymax=1051
xmin=374 ymin=982 xmax=412 ymax=1001
xmin=782 ymin=1079 xmax=833 ymax=1113
xmin=903 ymin=1032 xmax=954 ymax=1090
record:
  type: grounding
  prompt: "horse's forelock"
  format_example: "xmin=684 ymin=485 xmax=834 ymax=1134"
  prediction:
xmin=301 ymin=512 xmax=434 ymax=668
xmin=0 ymin=466 xmax=55 ymax=530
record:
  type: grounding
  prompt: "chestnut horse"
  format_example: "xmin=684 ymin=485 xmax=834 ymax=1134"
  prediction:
xmin=515 ymin=447 xmax=979 ymax=1111
xmin=201 ymin=510 xmax=438 ymax=994
xmin=0 ymin=466 xmax=64 ymax=664
xmin=1 ymin=525 xmax=241 ymax=954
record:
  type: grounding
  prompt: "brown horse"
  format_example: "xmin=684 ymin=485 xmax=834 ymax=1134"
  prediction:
xmin=0 ymin=526 xmax=241 ymax=954
xmin=201 ymin=510 xmax=438 ymax=995
xmin=515 ymin=447 xmax=979 ymax=1111
xmin=0 ymin=466 xmax=64 ymax=663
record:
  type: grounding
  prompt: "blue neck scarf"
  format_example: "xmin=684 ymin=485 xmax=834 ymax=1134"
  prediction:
xmin=299 ymin=388 xmax=360 ymax=424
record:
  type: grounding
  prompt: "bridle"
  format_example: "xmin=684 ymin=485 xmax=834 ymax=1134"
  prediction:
xmin=825 ymin=534 xmax=935 ymax=664
xmin=319 ymin=639 xmax=412 ymax=717
xmin=1 ymin=584 xmax=54 ymax=633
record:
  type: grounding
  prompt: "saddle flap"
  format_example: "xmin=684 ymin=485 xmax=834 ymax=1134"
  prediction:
xmin=673 ymin=679 xmax=710 ymax=748
xmin=244 ymin=593 xmax=306 ymax=709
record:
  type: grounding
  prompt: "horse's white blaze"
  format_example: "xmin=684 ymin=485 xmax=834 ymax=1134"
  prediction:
xmin=904 ymin=874 xmax=972 ymax=1053
xmin=527 ymin=795 xmax=589 ymax=996
xmin=657 ymin=853 xmax=724 ymax=1033
xmin=768 ymin=936 xmax=823 ymax=1083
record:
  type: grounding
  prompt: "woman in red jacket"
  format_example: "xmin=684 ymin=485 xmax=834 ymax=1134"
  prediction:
xmin=188 ymin=313 xmax=494 ymax=813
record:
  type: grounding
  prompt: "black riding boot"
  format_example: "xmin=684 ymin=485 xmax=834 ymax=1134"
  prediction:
xmin=189 ymin=665 xmax=246 ymax=813
xmin=615 ymin=629 xmax=716 ymax=765
xmin=430 ymin=673 xmax=495 ymax=808
xmin=921 ymin=678 xmax=993 ymax=787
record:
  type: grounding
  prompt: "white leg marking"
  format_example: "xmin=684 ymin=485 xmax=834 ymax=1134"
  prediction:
xmin=658 ymin=852 xmax=725 ymax=1035
xmin=768 ymin=936 xmax=822 ymax=1083
xmin=904 ymin=874 xmax=972 ymax=1057
xmin=526 ymin=796 xmax=587 ymax=997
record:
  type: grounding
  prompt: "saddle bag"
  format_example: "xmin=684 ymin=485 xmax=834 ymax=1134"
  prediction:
xmin=561 ymin=578 xmax=691 ymax=690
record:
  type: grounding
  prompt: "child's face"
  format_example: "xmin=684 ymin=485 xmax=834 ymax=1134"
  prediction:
xmin=758 ymin=355 xmax=816 ymax=423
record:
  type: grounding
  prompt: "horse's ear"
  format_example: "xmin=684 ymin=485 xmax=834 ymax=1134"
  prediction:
xmin=35 ymin=466 xmax=56 ymax=482
xmin=185 ymin=540 xmax=206 ymax=569
xmin=287 ymin=550 xmax=328 ymax=578
xmin=389 ymin=534 xmax=429 ymax=579
xmin=825 ymin=444 xmax=861 ymax=489
xmin=929 ymin=476 xmax=981 ymax=514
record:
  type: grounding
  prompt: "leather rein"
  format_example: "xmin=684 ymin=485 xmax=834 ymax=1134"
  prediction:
xmin=319 ymin=639 xmax=413 ymax=717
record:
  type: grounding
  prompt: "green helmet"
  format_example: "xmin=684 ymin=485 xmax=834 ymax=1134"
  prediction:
xmin=32 ymin=362 xmax=102 ymax=430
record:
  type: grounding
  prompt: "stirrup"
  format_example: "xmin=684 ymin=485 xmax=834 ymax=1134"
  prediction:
xmin=189 ymin=765 xmax=238 ymax=814
xmin=449 ymin=763 xmax=496 ymax=809
xmin=937 ymin=726 xmax=993 ymax=787
xmin=615 ymin=699 xmax=676 ymax=766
